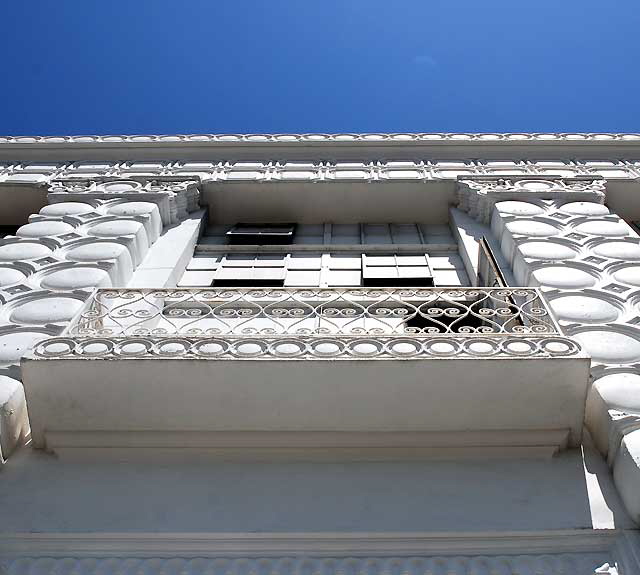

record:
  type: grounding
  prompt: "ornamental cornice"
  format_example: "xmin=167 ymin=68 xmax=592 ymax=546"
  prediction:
xmin=2 ymin=161 xmax=639 ymax=184
xmin=1 ymin=132 xmax=640 ymax=146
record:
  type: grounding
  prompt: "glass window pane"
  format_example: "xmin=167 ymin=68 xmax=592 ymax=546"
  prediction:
xmin=329 ymin=254 xmax=362 ymax=269
xmin=255 ymin=253 xmax=286 ymax=266
xmin=363 ymin=267 xmax=399 ymax=279
xmin=186 ymin=256 xmax=221 ymax=270
xmin=287 ymin=254 xmax=322 ymax=269
xmin=326 ymin=269 xmax=362 ymax=286
xmin=398 ymin=266 xmax=431 ymax=278
xmin=285 ymin=270 xmax=322 ymax=286
xmin=178 ymin=271 xmax=217 ymax=287
xmin=364 ymin=224 xmax=391 ymax=244
xmin=396 ymin=255 xmax=428 ymax=266
xmin=253 ymin=267 xmax=286 ymax=280
xmin=217 ymin=267 xmax=253 ymax=280
xmin=391 ymin=224 xmax=421 ymax=244
xmin=364 ymin=255 xmax=396 ymax=266
xmin=223 ymin=254 xmax=256 ymax=266
xmin=429 ymin=255 xmax=465 ymax=270
xmin=331 ymin=224 xmax=360 ymax=244
xmin=432 ymin=268 xmax=469 ymax=286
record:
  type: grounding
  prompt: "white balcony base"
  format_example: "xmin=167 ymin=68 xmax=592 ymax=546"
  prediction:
xmin=23 ymin=352 xmax=590 ymax=456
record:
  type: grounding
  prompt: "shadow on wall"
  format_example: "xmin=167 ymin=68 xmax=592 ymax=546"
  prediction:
xmin=0 ymin=445 xmax=634 ymax=532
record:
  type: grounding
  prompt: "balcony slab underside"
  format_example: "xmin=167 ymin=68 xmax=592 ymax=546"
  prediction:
xmin=22 ymin=342 xmax=590 ymax=458
xmin=20 ymin=286 xmax=590 ymax=458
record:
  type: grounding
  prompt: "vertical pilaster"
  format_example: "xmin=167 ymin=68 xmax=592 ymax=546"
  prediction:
xmin=473 ymin=178 xmax=640 ymax=522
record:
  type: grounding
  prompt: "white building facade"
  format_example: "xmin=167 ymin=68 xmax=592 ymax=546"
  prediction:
xmin=0 ymin=133 xmax=640 ymax=573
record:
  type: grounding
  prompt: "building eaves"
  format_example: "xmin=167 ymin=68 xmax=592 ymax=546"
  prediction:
xmin=3 ymin=133 xmax=640 ymax=163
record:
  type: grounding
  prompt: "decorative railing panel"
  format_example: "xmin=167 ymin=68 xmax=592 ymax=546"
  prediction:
xmin=27 ymin=287 xmax=581 ymax=360
xmin=65 ymin=287 xmax=561 ymax=338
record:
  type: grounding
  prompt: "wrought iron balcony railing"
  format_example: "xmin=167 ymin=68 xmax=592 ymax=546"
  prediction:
xmin=66 ymin=287 xmax=557 ymax=336
xmin=31 ymin=287 xmax=577 ymax=361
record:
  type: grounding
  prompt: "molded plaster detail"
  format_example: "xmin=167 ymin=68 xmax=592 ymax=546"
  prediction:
xmin=458 ymin=179 xmax=606 ymax=224
xmin=1 ymin=131 xmax=640 ymax=144
xmin=485 ymin=181 xmax=640 ymax=523
xmin=29 ymin=334 xmax=582 ymax=361
xmin=0 ymin=178 xmax=201 ymax=463
xmin=48 ymin=178 xmax=200 ymax=225
xmin=3 ymin=159 xmax=640 ymax=192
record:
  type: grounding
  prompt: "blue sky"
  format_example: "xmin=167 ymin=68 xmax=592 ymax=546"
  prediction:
xmin=1 ymin=0 xmax=639 ymax=135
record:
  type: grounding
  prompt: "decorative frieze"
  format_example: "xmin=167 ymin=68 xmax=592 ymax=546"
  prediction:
xmin=1 ymin=131 xmax=640 ymax=144
xmin=1 ymin=160 xmax=640 ymax=190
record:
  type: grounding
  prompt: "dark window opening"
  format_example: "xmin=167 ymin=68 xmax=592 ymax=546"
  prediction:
xmin=403 ymin=304 xmax=488 ymax=334
xmin=402 ymin=299 xmax=523 ymax=334
xmin=361 ymin=254 xmax=433 ymax=287
xmin=0 ymin=225 xmax=19 ymax=238
xmin=362 ymin=276 xmax=434 ymax=287
xmin=213 ymin=278 xmax=285 ymax=287
xmin=227 ymin=223 xmax=296 ymax=245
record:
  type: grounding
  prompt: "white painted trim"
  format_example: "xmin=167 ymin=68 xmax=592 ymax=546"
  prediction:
xmin=129 ymin=208 xmax=206 ymax=288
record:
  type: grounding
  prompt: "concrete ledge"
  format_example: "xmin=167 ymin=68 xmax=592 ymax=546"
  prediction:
xmin=22 ymin=353 xmax=590 ymax=454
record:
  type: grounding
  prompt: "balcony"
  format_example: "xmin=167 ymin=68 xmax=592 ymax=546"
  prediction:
xmin=22 ymin=287 xmax=590 ymax=457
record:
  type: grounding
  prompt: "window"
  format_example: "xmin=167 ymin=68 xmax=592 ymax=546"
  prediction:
xmin=361 ymin=254 xmax=433 ymax=287
xmin=226 ymin=223 xmax=296 ymax=245
xmin=214 ymin=253 xmax=286 ymax=286
xmin=0 ymin=225 xmax=19 ymax=239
